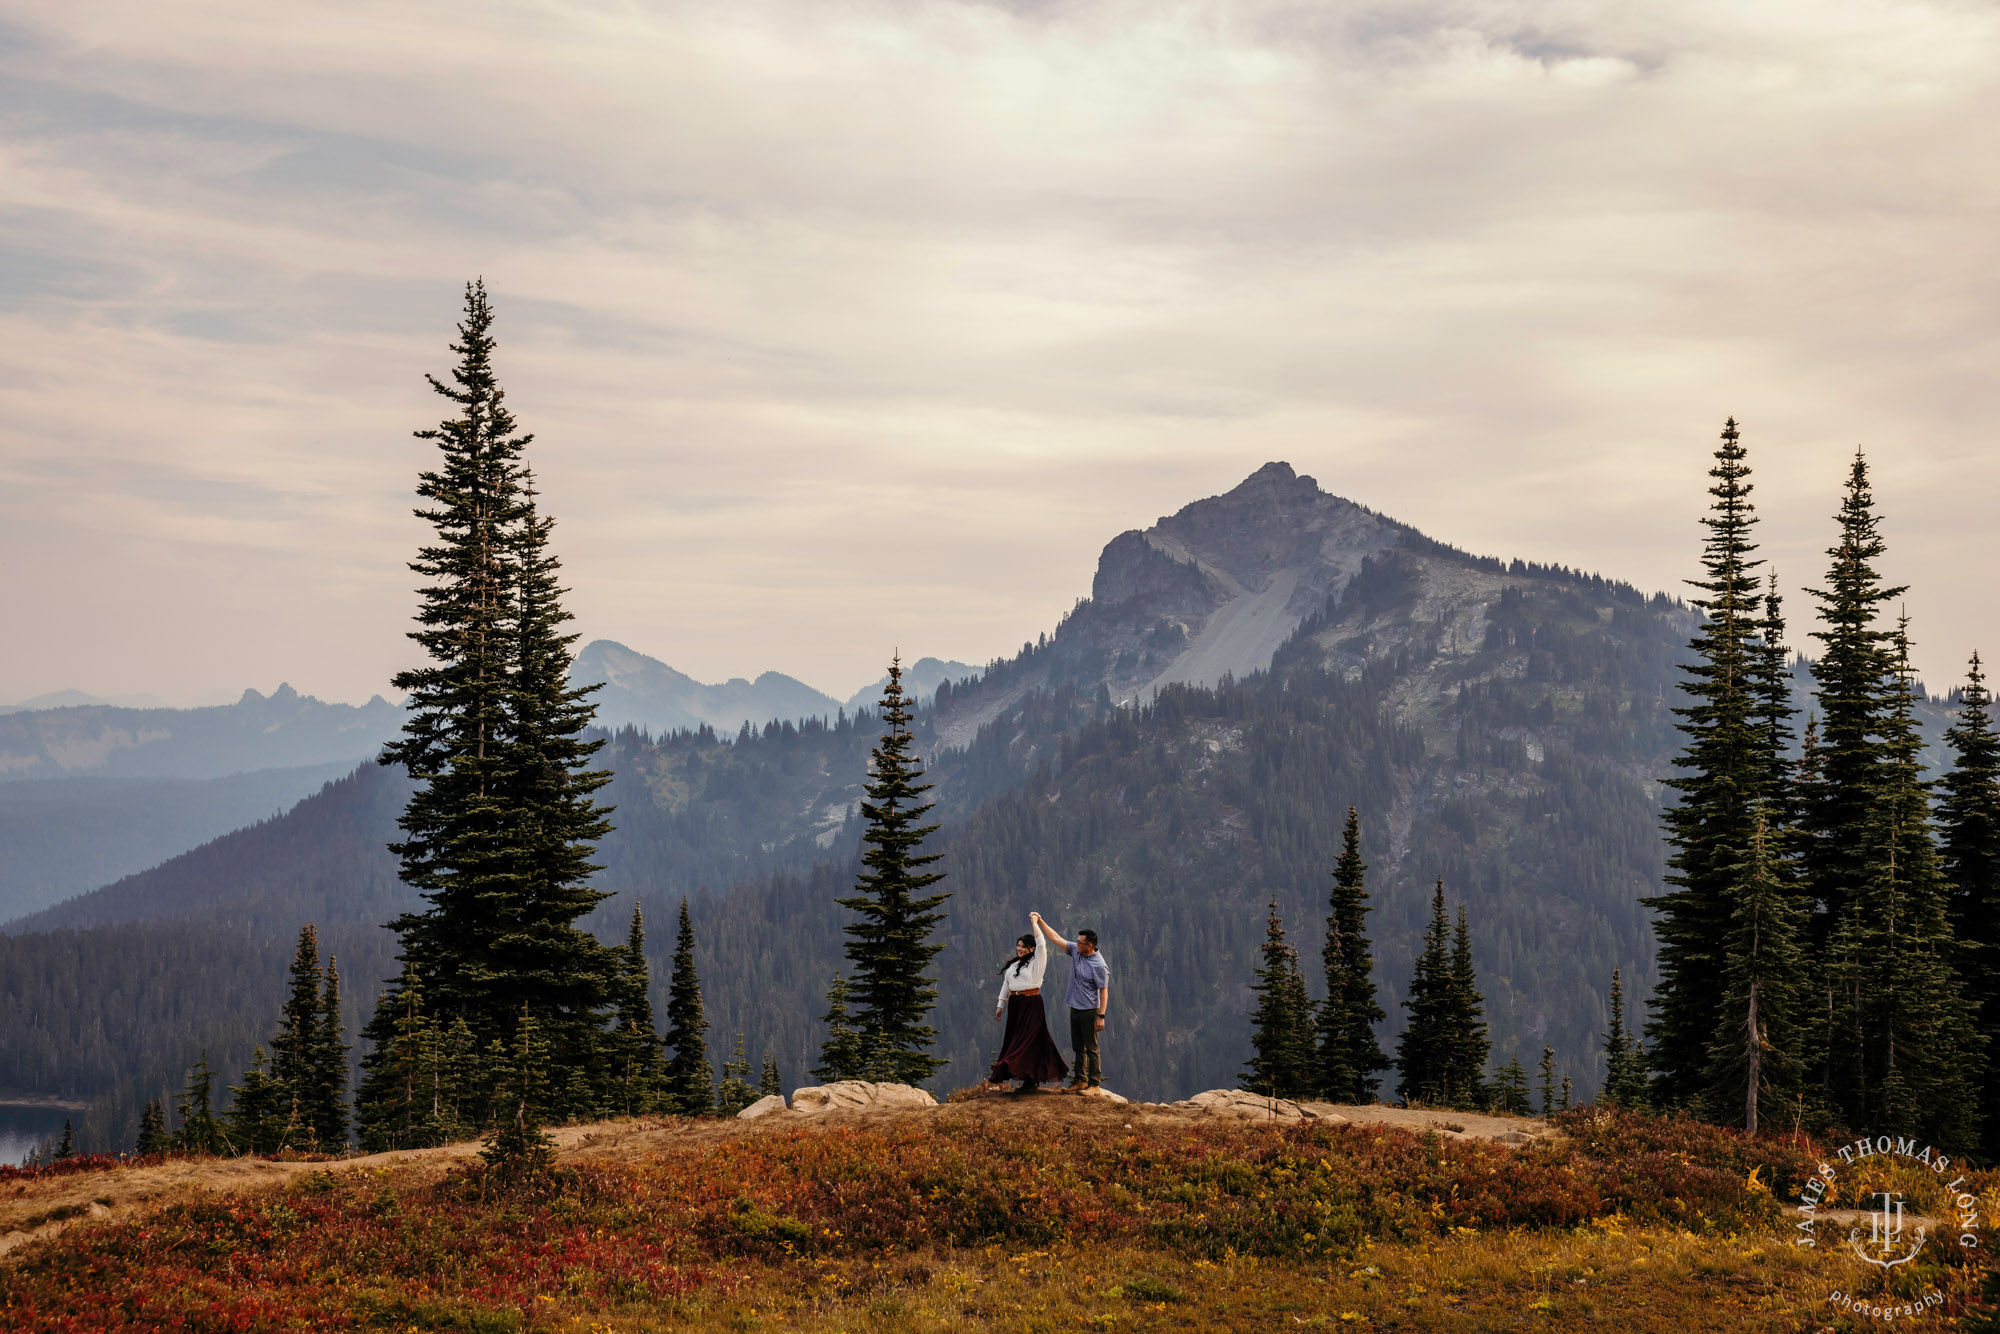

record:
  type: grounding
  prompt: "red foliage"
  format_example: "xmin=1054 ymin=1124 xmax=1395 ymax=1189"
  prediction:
xmin=0 ymin=1109 xmax=1808 ymax=1330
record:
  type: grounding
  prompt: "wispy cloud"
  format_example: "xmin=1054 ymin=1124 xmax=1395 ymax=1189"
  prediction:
xmin=3 ymin=0 xmax=1998 ymax=702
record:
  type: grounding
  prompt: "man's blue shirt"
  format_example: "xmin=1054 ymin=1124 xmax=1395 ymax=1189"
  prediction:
xmin=1063 ymin=942 xmax=1110 ymax=1011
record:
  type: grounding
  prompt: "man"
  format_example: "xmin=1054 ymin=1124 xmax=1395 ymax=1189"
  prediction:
xmin=1035 ymin=916 xmax=1109 ymax=1091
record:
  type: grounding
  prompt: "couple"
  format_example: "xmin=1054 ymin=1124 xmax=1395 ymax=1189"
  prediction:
xmin=989 ymin=911 xmax=1109 ymax=1093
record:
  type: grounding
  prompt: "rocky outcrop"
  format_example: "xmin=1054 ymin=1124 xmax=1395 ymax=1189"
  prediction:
xmin=1171 ymin=1089 xmax=1351 ymax=1123
xmin=736 ymin=1093 xmax=787 ymax=1120
xmin=788 ymin=1081 xmax=938 ymax=1115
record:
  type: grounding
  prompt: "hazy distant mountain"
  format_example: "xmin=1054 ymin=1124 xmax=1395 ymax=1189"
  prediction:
xmin=0 ymin=689 xmax=170 ymax=714
xmin=0 ymin=762 xmax=356 ymax=921
xmin=0 ymin=684 xmax=402 ymax=781
xmin=572 ymin=640 xmax=975 ymax=736
xmin=841 ymin=657 xmax=979 ymax=718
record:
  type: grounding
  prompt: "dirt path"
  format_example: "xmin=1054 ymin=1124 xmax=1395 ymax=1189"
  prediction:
xmin=0 ymin=1095 xmax=1554 ymax=1261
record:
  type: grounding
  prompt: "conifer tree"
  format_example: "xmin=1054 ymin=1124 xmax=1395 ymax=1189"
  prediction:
xmin=812 ymin=971 xmax=866 ymax=1083
xmin=1397 ymin=882 xmax=1484 ymax=1108
xmin=358 ymin=967 xmax=449 ymax=1152
xmin=1538 ymin=1046 xmax=1558 ymax=1117
xmin=1649 ymin=419 xmax=1775 ymax=1103
xmin=310 ymin=954 xmax=348 ymax=1148
xmin=1801 ymin=450 xmax=1906 ymax=936
xmin=716 ymin=1035 xmax=758 ymax=1116
xmin=1701 ymin=819 xmax=1806 ymax=1133
xmin=661 ymin=898 xmax=713 ymax=1116
xmin=363 ymin=282 xmax=617 ymax=1141
xmin=481 ymin=1007 xmax=556 ymax=1188
xmin=1446 ymin=906 xmax=1491 ymax=1107
xmin=173 ymin=1052 xmax=226 ymax=1155
xmin=1939 ymin=652 xmax=2000 ymax=1151
xmin=270 ymin=926 xmax=323 ymax=1132
xmin=612 ymin=905 xmax=666 ymax=1115
xmin=1830 ymin=626 xmax=1983 ymax=1149
xmin=54 ymin=1120 xmax=73 ymax=1160
xmin=1560 ymin=1076 xmax=1573 ymax=1110
xmin=1751 ymin=572 xmax=1800 ymax=824
xmin=494 ymin=470 xmax=619 ymax=1114
xmin=1491 ymin=1056 xmax=1534 ymax=1116
xmin=371 ymin=280 xmax=532 ymax=1054
xmin=1601 ymin=968 xmax=1648 ymax=1109
xmin=227 ymin=1048 xmax=288 ymax=1155
xmin=135 ymin=1099 xmax=168 ymax=1155
xmin=1318 ymin=807 xmax=1389 ymax=1103
xmin=1245 ymin=903 xmax=1317 ymax=1100
xmin=832 ymin=658 xmax=950 ymax=1085
xmin=760 ymin=1055 xmax=781 ymax=1098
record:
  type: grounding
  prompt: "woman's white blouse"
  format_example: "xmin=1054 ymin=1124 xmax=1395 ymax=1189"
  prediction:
xmin=996 ymin=917 xmax=1049 ymax=1007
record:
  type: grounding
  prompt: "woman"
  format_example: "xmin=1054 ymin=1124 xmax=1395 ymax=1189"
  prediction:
xmin=989 ymin=910 xmax=1069 ymax=1092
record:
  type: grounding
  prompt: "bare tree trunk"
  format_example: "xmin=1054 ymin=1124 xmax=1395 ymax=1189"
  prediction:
xmin=1745 ymin=979 xmax=1761 ymax=1136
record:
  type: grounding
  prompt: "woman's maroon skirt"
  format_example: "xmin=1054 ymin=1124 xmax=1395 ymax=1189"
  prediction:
xmin=992 ymin=992 xmax=1069 ymax=1084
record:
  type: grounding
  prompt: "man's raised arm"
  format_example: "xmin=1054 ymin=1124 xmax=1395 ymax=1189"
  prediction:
xmin=1036 ymin=915 xmax=1072 ymax=952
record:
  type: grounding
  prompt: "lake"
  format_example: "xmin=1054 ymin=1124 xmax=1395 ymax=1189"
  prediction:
xmin=0 ymin=1103 xmax=82 ymax=1166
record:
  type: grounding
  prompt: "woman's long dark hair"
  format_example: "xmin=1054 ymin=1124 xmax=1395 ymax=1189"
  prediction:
xmin=997 ymin=933 xmax=1036 ymax=976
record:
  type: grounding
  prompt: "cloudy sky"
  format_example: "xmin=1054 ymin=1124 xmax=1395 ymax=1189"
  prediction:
xmin=3 ymin=0 xmax=1997 ymax=706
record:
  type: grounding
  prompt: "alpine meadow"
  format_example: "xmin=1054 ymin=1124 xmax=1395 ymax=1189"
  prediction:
xmin=8 ymin=7 xmax=2000 ymax=1322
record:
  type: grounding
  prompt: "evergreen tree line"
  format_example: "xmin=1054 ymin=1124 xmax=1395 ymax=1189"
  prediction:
xmin=1242 ymin=807 xmax=1635 ymax=1118
xmin=1645 ymin=420 xmax=1997 ymax=1153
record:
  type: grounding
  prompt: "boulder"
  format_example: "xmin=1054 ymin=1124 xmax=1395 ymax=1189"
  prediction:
xmin=1077 ymin=1086 xmax=1129 ymax=1104
xmin=737 ymin=1093 xmax=788 ymax=1120
xmin=1172 ymin=1089 xmax=1350 ymax=1122
xmin=788 ymin=1081 xmax=938 ymax=1115
xmin=1175 ymin=1088 xmax=1308 ymax=1121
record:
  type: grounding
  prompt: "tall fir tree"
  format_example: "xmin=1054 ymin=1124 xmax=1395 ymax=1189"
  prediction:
xmin=831 ymin=658 xmax=950 ymax=1085
xmin=1396 ymin=882 xmax=1486 ymax=1109
xmin=1700 ymin=818 xmax=1806 ymax=1133
xmin=1828 ymin=625 xmax=1983 ymax=1149
xmin=1601 ymin=968 xmax=1648 ymax=1109
xmin=661 ymin=898 xmax=713 ymax=1116
xmin=760 ymin=1055 xmax=781 ymax=1098
xmin=1648 ymin=419 xmax=1776 ymax=1105
xmin=612 ymin=904 xmax=666 ymax=1115
xmin=269 ymin=925 xmax=323 ymax=1139
xmin=362 ymin=282 xmax=617 ymax=1141
xmin=494 ymin=469 xmax=619 ymax=1116
xmin=1938 ymin=651 xmax=2000 ymax=1152
xmin=310 ymin=954 xmax=349 ymax=1148
xmin=1800 ymin=449 xmax=1906 ymax=937
xmin=1245 ymin=902 xmax=1317 ymax=1100
xmin=1538 ymin=1046 xmax=1558 ymax=1117
xmin=812 ymin=971 xmax=866 ymax=1083
xmin=1445 ymin=906 xmax=1491 ymax=1107
xmin=1318 ymin=807 xmax=1389 ymax=1103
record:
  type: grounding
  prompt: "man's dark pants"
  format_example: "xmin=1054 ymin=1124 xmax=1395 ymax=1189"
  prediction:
xmin=1069 ymin=1007 xmax=1101 ymax=1087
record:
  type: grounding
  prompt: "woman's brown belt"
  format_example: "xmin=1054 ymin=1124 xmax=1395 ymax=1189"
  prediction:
xmin=1011 ymin=987 xmax=1041 ymax=997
